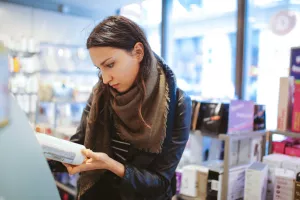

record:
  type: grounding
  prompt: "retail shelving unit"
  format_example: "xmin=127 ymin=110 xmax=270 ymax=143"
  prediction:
xmin=9 ymin=50 xmax=40 ymax=125
xmin=179 ymin=130 xmax=267 ymax=200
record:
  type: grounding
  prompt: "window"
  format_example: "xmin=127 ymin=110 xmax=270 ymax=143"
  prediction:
xmin=244 ymin=0 xmax=300 ymax=129
xmin=118 ymin=0 xmax=162 ymax=56
xmin=169 ymin=0 xmax=237 ymax=98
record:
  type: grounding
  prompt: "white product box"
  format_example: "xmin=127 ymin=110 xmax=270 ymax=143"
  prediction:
xmin=263 ymin=154 xmax=291 ymax=199
xmin=273 ymin=168 xmax=295 ymax=200
xmin=238 ymin=139 xmax=251 ymax=165
xmin=208 ymin=139 xmax=223 ymax=161
xmin=244 ymin=162 xmax=268 ymax=200
xmin=230 ymin=140 xmax=239 ymax=166
xmin=250 ymin=137 xmax=263 ymax=163
xmin=180 ymin=165 xmax=209 ymax=197
xmin=263 ymin=154 xmax=291 ymax=168
xmin=227 ymin=166 xmax=247 ymax=200
xmin=282 ymin=156 xmax=300 ymax=174
xmin=277 ymin=77 xmax=294 ymax=131
xmin=237 ymin=137 xmax=263 ymax=166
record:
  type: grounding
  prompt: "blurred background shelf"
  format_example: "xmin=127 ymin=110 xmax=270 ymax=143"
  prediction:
xmin=55 ymin=181 xmax=77 ymax=197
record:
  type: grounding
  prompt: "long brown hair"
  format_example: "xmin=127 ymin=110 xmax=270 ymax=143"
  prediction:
xmin=86 ymin=16 xmax=154 ymax=128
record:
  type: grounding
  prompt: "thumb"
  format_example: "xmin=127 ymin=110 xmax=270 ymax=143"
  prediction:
xmin=82 ymin=149 xmax=99 ymax=160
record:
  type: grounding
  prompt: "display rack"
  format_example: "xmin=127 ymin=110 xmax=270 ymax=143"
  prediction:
xmin=33 ymin=43 xmax=97 ymax=138
xmin=179 ymin=130 xmax=267 ymax=200
xmin=9 ymin=50 xmax=40 ymax=125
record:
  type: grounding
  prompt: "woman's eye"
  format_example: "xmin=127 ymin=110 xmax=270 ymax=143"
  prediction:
xmin=107 ymin=63 xmax=114 ymax=68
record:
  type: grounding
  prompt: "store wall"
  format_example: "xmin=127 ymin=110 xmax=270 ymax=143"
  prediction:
xmin=0 ymin=2 xmax=98 ymax=45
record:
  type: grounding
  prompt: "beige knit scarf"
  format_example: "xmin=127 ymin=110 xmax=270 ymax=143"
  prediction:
xmin=77 ymin=59 xmax=169 ymax=198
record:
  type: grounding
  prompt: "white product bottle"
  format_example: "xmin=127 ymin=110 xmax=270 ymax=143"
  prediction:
xmin=36 ymin=133 xmax=86 ymax=165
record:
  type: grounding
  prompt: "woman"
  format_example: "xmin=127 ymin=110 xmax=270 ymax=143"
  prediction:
xmin=49 ymin=15 xmax=191 ymax=200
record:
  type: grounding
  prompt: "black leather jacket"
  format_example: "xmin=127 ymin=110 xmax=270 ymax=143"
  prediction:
xmin=49 ymin=56 xmax=192 ymax=200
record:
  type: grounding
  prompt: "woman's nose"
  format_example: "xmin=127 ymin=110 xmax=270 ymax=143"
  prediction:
xmin=102 ymin=72 xmax=112 ymax=84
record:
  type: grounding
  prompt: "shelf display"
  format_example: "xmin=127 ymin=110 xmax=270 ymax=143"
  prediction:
xmin=6 ymin=42 xmax=98 ymax=134
xmin=0 ymin=41 xmax=9 ymax=128
xmin=34 ymin=43 xmax=98 ymax=138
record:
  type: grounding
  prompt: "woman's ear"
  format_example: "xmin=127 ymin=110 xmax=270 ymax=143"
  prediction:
xmin=133 ymin=42 xmax=144 ymax=62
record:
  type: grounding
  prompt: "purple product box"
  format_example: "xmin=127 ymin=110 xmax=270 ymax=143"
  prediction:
xmin=290 ymin=47 xmax=300 ymax=80
xmin=228 ymin=100 xmax=254 ymax=134
xmin=176 ymin=170 xmax=182 ymax=194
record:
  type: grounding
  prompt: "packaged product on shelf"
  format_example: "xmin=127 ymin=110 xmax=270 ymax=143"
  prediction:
xmin=282 ymin=156 xmax=300 ymax=174
xmin=199 ymin=102 xmax=229 ymax=134
xmin=42 ymin=46 xmax=59 ymax=72
xmin=202 ymin=162 xmax=247 ymax=200
xmin=292 ymin=81 xmax=300 ymax=132
xmin=238 ymin=139 xmax=251 ymax=165
xmin=57 ymin=48 xmax=75 ymax=72
xmin=230 ymin=140 xmax=239 ymax=167
xmin=273 ymin=168 xmax=295 ymax=200
xmin=208 ymin=139 xmax=223 ymax=161
xmin=228 ymin=100 xmax=254 ymax=134
xmin=249 ymin=137 xmax=263 ymax=163
xmin=36 ymin=133 xmax=86 ymax=165
xmin=285 ymin=145 xmax=300 ymax=157
xmin=263 ymin=154 xmax=291 ymax=199
xmin=175 ymin=169 xmax=183 ymax=195
xmin=0 ymin=41 xmax=9 ymax=128
xmin=263 ymin=154 xmax=291 ymax=168
xmin=289 ymin=47 xmax=300 ymax=80
xmin=273 ymin=141 xmax=290 ymax=154
xmin=295 ymin=172 xmax=300 ymax=200
xmin=180 ymin=165 xmax=209 ymax=198
xmin=253 ymin=104 xmax=266 ymax=131
xmin=277 ymin=77 xmax=294 ymax=131
xmin=244 ymin=162 xmax=268 ymax=200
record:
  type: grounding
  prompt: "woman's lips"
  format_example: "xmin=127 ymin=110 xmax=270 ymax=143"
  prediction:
xmin=111 ymin=84 xmax=119 ymax=89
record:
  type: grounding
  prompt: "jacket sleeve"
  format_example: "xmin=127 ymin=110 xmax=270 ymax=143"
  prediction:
xmin=48 ymin=93 xmax=93 ymax=172
xmin=119 ymin=90 xmax=192 ymax=197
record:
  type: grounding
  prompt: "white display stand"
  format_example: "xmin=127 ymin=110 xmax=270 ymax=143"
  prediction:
xmin=0 ymin=95 xmax=60 ymax=200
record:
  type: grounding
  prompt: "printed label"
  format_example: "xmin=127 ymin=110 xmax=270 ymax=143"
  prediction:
xmin=211 ymin=180 xmax=219 ymax=191
xmin=41 ymin=145 xmax=76 ymax=163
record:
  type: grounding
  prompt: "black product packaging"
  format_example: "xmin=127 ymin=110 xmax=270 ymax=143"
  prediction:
xmin=253 ymin=104 xmax=266 ymax=131
xmin=198 ymin=102 xmax=229 ymax=134
xmin=206 ymin=170 xmax=219 ymax=200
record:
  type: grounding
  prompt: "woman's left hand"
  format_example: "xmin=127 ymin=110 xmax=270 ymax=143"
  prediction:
xmin=63 ymin=149 xmax=110 ymax=175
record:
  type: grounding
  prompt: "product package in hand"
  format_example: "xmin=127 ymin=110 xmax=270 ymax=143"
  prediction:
xmin=36 ymin=133 xmax=86 ymax=165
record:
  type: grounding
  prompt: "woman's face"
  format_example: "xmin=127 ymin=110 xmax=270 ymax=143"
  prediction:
xmin=89 ymin=43 xmax=143 ymax=93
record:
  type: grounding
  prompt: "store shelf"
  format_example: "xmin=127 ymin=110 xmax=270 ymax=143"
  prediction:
xmin=177 ymin=194 xmax=202 ymax=200
xmin=270 ymin=130 xmax=300 ymax=138
xmin=40 ymin=100 xmax=87 ymax=104
xmin=219 ymin=130 xmax=266 ymax=141
xmin=40 ymin=70 xmax=98 ymax=76
xmin=10 ymin=71 xmax=39 ymax=76
xmin=9 ymin=50 xmax=40 ymax=58
xmin=192 ymin=130 xmax=266 ymax=141
xmin=191 ymin=130 xmax=219 ymax=139
xmin=55 ymin=181 xmax=77 ymax=197
xmin=189 ymin=130 xmax=267 ymax=200
xmin=12 ymin=92 xmax=38 ymax=95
